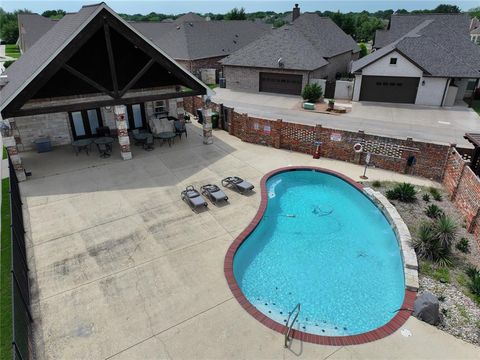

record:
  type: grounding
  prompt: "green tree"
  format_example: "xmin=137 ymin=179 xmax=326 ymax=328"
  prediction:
xmin=41 ymin=9 xmax=66 ymax=19
xmin=433 ymin=4 xmax=460 ymax=13
xmin=225 ymin=7 xmax=246 ymax=20
xmin=359 ymin=43 xmax=368 ymax=58
xmin=0 ymin=8 xmax=31 ymax=43
xmin=469 ymin=7 xmax=480 ymax=18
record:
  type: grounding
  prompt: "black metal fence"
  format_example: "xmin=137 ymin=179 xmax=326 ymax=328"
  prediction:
xmin=8 ymin=156 xmax=32 ymax=360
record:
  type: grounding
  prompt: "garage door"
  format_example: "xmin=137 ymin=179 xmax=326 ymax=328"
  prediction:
xmin=360 ymin=76 xmax=420 ymax=104
xmin=259 ymin=72 xmax=303 ymax=95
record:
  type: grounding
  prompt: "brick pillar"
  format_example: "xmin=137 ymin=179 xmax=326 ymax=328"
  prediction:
xmin=203 ymin=109 xmax=213 ymax=145
xmin=228 ymin=108 xmax=235 ymax=136
xmin=114 ymin=105 xmax=132 ymax=160
xmin=176 ymin=98 xmax=184 ymax=120
xmin=272 ymin=119 xmax=282 ymax=149
xmin=314 ymin=124 xmax=323 ymax=157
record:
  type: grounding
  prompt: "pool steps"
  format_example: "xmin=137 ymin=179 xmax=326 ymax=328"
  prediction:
xmin=364 ymin=187 xmax=419 ymax=291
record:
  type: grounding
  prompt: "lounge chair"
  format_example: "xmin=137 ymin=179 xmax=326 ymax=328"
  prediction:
xmin=174 ymin=120 xmax=187 ymax=139
xmin=221 ymin=176 xmax=254 ymax=194
xmin=181 ymin=185 xmax=208 ymax=212
xmin=201 ymin=184 xmax=228 ymax=205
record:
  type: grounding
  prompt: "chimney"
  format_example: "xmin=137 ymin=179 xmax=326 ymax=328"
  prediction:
xmin=292 ymin=4 xmax=300 ymax=22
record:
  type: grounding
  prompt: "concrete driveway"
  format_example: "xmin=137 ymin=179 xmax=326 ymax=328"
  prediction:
xmin=22 ymin=124 xmax=479 ymax=359
xmin=212 ymin=88 xmax=480 ymax=146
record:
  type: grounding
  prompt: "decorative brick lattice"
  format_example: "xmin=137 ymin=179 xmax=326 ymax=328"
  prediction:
xmin=281 ymin=125 xmax=315 ymax=144
xmin=361 ymin=140 xmax=405 ymax=159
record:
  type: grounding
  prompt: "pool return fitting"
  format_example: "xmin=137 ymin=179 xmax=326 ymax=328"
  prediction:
xmin=284 ymin=303 xmax=301 ymax=348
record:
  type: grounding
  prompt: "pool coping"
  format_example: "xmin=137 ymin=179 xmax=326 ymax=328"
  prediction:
xmin=224 ymin=166 xmax=418 ymax=346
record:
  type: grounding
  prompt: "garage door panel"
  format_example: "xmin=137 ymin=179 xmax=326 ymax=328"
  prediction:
xmin=360 ymin=76 xmax=419 ymax=104
xmin=259 ymin=72 xmax=302 ymax=95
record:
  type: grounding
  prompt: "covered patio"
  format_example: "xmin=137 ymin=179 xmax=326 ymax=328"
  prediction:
xmin=464 ymin=133 xmax=480 ymax=176
xmin=0 ymin=3 xmax=210 ymax=181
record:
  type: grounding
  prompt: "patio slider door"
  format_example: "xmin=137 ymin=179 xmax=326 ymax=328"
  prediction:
xmin=125 ymin=103 xmax=147 ymax=130
xmin=69 ymin=108 xmax=103 ymax=140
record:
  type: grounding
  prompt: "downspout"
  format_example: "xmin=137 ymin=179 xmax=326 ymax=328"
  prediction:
xmin=440 ymin=78 xmax=451 ymax=107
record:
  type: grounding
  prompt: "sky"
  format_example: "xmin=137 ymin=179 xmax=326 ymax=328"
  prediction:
xmin=1 ymin=0 xmax=479 ymax=14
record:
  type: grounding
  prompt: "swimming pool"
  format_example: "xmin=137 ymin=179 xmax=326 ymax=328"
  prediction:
xmin=225 ymin=167 xmax=413 ymax=345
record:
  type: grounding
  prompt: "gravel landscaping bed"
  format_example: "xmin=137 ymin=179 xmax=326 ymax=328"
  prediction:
xmin=419 ymin=276 xmax=480 ymax=346
xmin=363 ymin=181 xmax=480 ymax=346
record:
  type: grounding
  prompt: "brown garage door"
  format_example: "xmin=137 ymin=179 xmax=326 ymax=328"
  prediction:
xmin=259 ymin=72 xmax=303 ymax=95
xmin=360 ymin=76 xmax=420 ymax=104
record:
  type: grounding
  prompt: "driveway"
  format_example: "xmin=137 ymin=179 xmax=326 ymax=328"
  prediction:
xmin=21 ymin=124 xmax=479 ymax=359
xmin=212 ymin=88 xmax=480 ymax=147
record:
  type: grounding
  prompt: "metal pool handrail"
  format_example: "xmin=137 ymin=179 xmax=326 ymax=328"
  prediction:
xmin=284 ymin=303 xmax=301 ymax=348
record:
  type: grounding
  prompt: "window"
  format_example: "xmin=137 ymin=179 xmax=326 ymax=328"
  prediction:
xmin=153 ymin=100 xmax=167 ymax=115
xmin=390 ymin=58 xmax=397 ymax=65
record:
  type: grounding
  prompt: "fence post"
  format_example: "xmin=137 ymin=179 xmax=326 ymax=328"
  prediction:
xmin=273 ymin=119 xmax=282 ymax=149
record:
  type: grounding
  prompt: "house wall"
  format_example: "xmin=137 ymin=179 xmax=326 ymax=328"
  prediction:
xmin=415 ymin=77 xmax=449 ymax=106
xmin=361 ymin=51 xmax=423 ymax=77
xmin=334 ymin=80 xmax=355 ymax=100
xmin=223 ymin=66 xmax=309 ymax=93
xmin=177 ymin=56 xmax=225 ymax=80
xmin=353 ymin=51 xmax=450 ymax=106
xmin=314 ymin=51 xmax=359 ymax=80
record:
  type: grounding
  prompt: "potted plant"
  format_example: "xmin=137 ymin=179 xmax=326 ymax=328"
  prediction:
xmin=327 ymin=99 xmax=335 ymax=110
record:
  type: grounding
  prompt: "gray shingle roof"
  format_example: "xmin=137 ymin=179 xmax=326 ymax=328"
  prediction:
xmin=132 ymin=20 xmax=270 ymax=60
xmin=17 ymin=13 xmax=56 ymax=52
xmin=353 ymin=15 xmax=480 ymax=78
xmin=374 ymin=13 xmax=470 ymax=48
xmin=221 ymin=13 xmax=359 ymax=70
xmin=1 ymin=3 xmax=211 ymax=114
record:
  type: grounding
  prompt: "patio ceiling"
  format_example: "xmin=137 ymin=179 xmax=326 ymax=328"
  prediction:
xmin=0 ymin=3 xmax=210 ymax=118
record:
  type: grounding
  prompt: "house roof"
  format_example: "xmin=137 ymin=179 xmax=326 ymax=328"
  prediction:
xmin=131 ymin=20 xmax=270 ymax=60
xmin=1 ymin=3 xmax=211 ymax=116
xmin=220 ymin=13 xmax=359 ymax=71
xmin=17 ymin=13 xmax=56 ymax=52
xmin=353 ymin=15 xmax=480 ymax=78
xmin=374 ymin=13 xmax=470 ymax=48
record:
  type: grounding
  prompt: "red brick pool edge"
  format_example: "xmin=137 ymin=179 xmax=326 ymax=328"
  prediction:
xmin=223 ymin=166 xmax=417 ymax=346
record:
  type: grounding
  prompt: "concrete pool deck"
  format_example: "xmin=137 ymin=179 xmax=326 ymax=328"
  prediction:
xmin=21 ymin=123 xmax=479 ymax=359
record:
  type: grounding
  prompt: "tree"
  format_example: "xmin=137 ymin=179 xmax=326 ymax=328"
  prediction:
xmin=433 ymin=4 xmax=460 ymax=13
xmin=225 ymin=7 xmax=246 ymax=21
xmin=469 ymin=7 xmax=480 ymax=18
xmin=359 ymin=43 xmax=368 ymax=58
xmin=42 ymin=9 xmax=66 ymax=19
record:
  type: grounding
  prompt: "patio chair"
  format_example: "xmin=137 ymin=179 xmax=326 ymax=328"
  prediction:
xmin=221 ymin=176 xmax=255 ymax=194
xmin=97 ymin=143 xmax=111 ymax=158
xmin=96 ymin=126 xmax=111 ymax=137
xmin=174 ymin=120 xmax=187 ymax=139
xmin=196 ymin=109 xmax=204 ymax=124
xmin=201 ymin=184 xmax=228 ymax=205
xmin=144 ymin=135 xmax=154 ymax=151
xmin=181 ymin=185 xmax=208 ymax=212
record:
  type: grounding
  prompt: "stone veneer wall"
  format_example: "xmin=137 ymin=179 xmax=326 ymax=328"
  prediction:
xmin=183 ymin=96 xmax=451 ymax=181
xmin=443 ymin=148 xmax=480 ymax=241
xmin=13 ymin=112 xmax=72 ymax=151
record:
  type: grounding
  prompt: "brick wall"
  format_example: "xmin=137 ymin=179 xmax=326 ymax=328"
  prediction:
xmin=184 ymin=96 xmax=451 ymax=182
xmin=443 ymin=148 xmax=480 ymax=240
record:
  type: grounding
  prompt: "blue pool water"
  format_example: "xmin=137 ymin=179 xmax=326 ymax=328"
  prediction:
xmin=233 ymin=170 xmax=405 ymax=336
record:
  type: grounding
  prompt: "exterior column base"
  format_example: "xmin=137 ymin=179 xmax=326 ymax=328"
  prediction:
xmin=120 ymin=151 xmax=132 ymax=160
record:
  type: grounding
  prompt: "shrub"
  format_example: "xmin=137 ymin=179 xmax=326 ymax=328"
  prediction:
xmin=466 ymin=266 xmax=480 ymax=297
xmin=429 ymin=187 xmax=442 ymax=201
xmin=372 ymin=180 xmax=382 ymax=188
xmin=359 ymin=43 xmax=368 ymax=58
xmin=386 ymin=183 xmax=416 ymax=202
xmin=422 ymin=193 xmax=430 ymax=202
xmin=434 ymin=215 xmax=457 ymax=249
xmin=433 ymin=267 xmax=450 ymax=283
xmin=3 ymin=60 xmax=14 ymax=68
xmin=425 ymin=204 xmax=443 ymax=219
xmin=301 ymin=83 xmax=323 ymax=102
xmin=413 ymin=221 xmax=452 ymax=267
xmin=456 ymin=238 xmax=470 ymax=254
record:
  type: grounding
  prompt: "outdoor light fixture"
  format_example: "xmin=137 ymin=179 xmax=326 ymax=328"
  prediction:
xmin=422 ymin=80 xmax=426 ymax=86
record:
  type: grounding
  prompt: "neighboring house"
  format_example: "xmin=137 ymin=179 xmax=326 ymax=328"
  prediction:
xmin=131 ymin=18 xmax=270 ymax=78
xmin=471 ymin=17 xmax=480 ymax=45
xmin=1 ymin=3 xmax=209 ymax=161
xmin=352 ymin=14 xmax=480 ymax=106
xmin=220 ymin=6 xmax=360 ymax=96
xmin=16 ymin=12 xmax=270 ymax=82
xmin=16 ymin=13 xmax=57 ymax=53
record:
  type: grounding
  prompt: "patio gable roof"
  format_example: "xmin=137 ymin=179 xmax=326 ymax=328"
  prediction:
xmin=1 ymin=3 xmax=210 ymax=118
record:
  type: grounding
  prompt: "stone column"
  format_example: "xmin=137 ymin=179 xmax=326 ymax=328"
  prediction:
xmin=175 ymin=98 xmax=184 ymax=120
xmin=203 ymin=108 xmax=213 ymax=145
xmin=114 ymin=105 xmax=132 ymax=160
xmin=2 ymin=119 xmax=26 ymax=181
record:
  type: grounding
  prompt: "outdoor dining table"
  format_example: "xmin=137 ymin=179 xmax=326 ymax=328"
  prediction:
xmin=72 ymin=138 xmax=93 ymax=155
xmin=94 ymin=136 xmax=114 ymax=146
xmin=154 ymin=131 xmax=176 ymax=147
xmin=94 ymin=136 xmax=114 ymax=157
xmin=133 ymin=132 xmax=152 ymax=145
